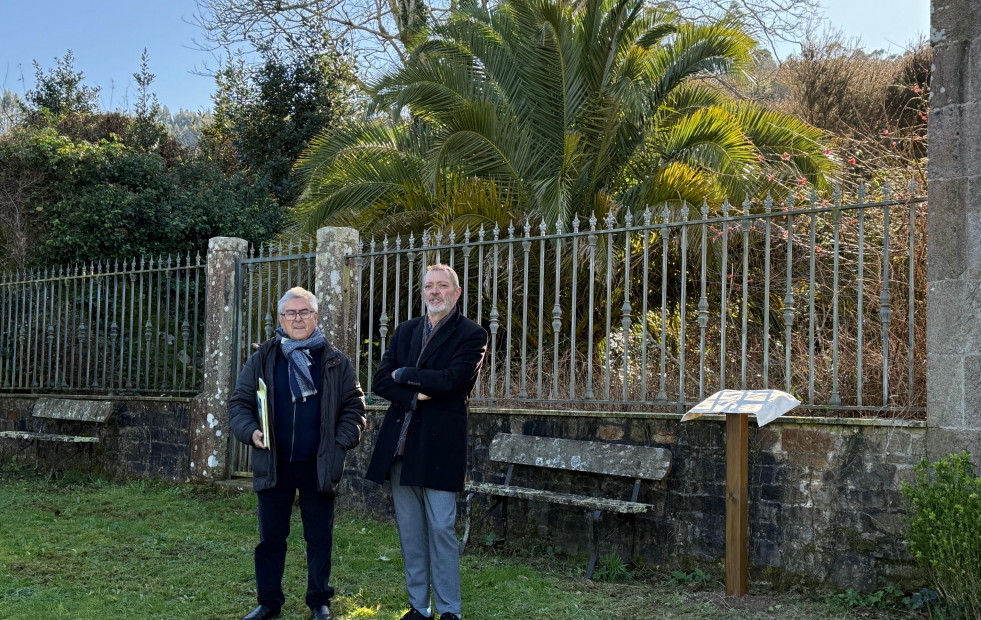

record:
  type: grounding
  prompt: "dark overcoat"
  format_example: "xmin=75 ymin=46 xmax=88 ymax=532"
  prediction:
xmin=365 ymin=309 xmax=487 ymax=492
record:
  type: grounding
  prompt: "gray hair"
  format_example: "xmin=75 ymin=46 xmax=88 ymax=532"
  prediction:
xmin=278 ymin=286 xmax=318 ymax=315
xmin=423 ymin=263 xmax=460 ymax=290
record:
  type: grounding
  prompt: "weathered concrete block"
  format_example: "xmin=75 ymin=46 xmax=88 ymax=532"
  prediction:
xmin=927 ymin=178 xmax=968 ymax=281
xmin=830 ymin=552 xmax=876 ymax=593
xmin=931 ymin=39 xmax=971 ymax=109
xmin=926 ymin=427 xmax=981 ymax=468
xmin=963 ymin=354 xmax=981 ymax=427
xmin=927 ymin=279 xmax=981 ymax=355
xmin=927 ymin=105 xmax=964 ymax=179
xmin=596 ymin=424 xmax=624 ymax=441
xmin=931 ymin=0 xmax=978 ymax=45
xmin=781 ymin=428 xmax=834 ymax=453
xmin=926 ymin=354 xmax=964 ymax=427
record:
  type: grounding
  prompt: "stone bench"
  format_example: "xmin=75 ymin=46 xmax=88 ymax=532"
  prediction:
xmin=0 ymin=399 xmax=112 ymax=476
xmin=462 ymin=432 xmax=672 ymax=578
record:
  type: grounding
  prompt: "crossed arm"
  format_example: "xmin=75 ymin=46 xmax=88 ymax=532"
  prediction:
xmin=372 ymin=324 xmax=487 ymax=407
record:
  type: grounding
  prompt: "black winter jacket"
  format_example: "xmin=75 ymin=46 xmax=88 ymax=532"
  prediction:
xmin=229 ymin=338 xmax=366 ymax=494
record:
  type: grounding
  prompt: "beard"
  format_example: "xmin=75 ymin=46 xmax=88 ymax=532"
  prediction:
xmin=426 ymin=296 xmax=456 ymax=314
xmin=426 ymin=297 xmax=450 ymax=314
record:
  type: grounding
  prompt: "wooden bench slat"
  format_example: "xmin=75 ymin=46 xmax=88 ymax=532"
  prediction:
xmin=466 ymin=482 xmax=651 ymax=513
xmin=33 ymin=398 xmax=113 ymax=423
xmin=488 ymin=433 xmax=671 ymax=480
xmin=0 ymin=431 xmax=99 ymax=444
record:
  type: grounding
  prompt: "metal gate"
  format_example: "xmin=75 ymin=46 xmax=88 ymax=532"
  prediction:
xmin=229 ymin=241 xmax=317 ymax=477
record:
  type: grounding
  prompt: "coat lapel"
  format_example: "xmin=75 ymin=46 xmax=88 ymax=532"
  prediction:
xmin=403 ymin=317 xmax=424 ymax=365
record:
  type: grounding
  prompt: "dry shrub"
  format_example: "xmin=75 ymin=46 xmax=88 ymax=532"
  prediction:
xmin=772 ymin=34 xmax=929 ymax=191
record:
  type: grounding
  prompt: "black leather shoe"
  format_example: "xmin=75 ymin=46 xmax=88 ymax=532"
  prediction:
xmin=400 ymin=609 xmax=433 ymax=620
xmin=311 ymin=604 xmax=332 ymax=620
xmin=243 ymin=605 xmax=281 ymax=620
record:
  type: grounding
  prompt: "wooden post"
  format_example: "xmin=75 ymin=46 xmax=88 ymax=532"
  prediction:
xmin=725 ymin=413 xmax=749 ymax=596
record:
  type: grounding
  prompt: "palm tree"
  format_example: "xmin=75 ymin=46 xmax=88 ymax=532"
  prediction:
xmin=293 ymin=0 xmax=834 ymax=238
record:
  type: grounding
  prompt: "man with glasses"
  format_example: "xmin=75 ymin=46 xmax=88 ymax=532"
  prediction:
xmin=366 ymin=264 xmax=487 ymax=620
xmin=230 ymin=286 xmax=366 ymax=620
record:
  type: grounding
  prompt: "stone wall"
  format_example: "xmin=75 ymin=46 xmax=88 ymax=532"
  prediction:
xmin=341 ymin=406 xmax=926 ymax=591
xmin=0 ymin=393 xmax=928 ymax=590
xmin=0 ymin=395 xmax=193 ymax=480
xmin=927 ymin=0 xmax=981 ymax=464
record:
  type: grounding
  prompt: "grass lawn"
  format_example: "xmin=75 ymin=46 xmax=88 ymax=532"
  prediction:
xmin=0 ymin=468 xmax=920 ymax=619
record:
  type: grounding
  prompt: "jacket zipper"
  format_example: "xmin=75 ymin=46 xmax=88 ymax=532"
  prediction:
xmin=290 ymin=401 xmax=297 ymax=462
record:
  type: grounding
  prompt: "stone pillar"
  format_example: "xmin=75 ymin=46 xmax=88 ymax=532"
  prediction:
xmin=926 ymin=0 xmax=981 ymax=465
xmin=189 ymin=236 xmax=249 ymax=480
xmin=316 ymin=227 xmax=360 ymax=359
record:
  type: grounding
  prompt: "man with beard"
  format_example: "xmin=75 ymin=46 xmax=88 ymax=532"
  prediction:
xmin=230 ymin=286 xmax=366 ymax=620
xmin=366 ymin=264 xmax=488 ymax=620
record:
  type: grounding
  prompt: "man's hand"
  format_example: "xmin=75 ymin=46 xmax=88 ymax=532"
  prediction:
xmin=417 ymin=393 xmax=432 ymax=401
xmin=252 ymin=429 xmax=267 ymax=449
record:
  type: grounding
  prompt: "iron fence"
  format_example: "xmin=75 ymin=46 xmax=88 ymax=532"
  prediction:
xmin=351 ymin=182 xmax=927 ymax=415
xmin=0 ymin=254 xmax=205 ymax=395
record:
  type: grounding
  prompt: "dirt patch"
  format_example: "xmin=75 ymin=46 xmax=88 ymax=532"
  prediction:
xmin=696 ymin=591 xmax=787 ymax=613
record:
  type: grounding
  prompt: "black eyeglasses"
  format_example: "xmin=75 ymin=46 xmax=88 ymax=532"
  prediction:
xmin=280 ymin=309 xmax=315 ymax=320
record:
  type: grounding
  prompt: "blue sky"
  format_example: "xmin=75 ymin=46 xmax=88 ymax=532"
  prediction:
xmin=1 ymin=0 xmax=930 ymax=113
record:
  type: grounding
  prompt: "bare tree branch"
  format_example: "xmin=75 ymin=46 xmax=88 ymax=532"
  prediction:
xmin=668 ymin=0 xmax=824 ymax=60
xmin=0 ymin=169 xmax=45 ymax=271
xmin=192 ymin=0 xmax=452 ymax=79
xmin=192 ymin=0 xmax=823 ymax=82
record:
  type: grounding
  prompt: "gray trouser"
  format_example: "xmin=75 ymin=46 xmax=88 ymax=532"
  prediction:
xmin=389 ymin=459 xmax=462 ymax=617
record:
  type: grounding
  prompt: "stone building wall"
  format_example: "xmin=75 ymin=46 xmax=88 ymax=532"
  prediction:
xmin=341 ymin=406 xmax=926 ymax=591
xmin=0 ymin=395 xmax=193 ymax=480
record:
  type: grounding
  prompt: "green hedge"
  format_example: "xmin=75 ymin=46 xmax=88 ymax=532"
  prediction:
xmin=901 ymin=451 xmax=981 ymax=618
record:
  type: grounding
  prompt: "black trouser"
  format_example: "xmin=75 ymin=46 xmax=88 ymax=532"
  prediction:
xmin=255 ymin=459 xmax=335 ymax=611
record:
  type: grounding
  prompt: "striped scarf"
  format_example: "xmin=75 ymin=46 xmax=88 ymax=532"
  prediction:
xmin=276 ymin=326 xmax=327 ymax=402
